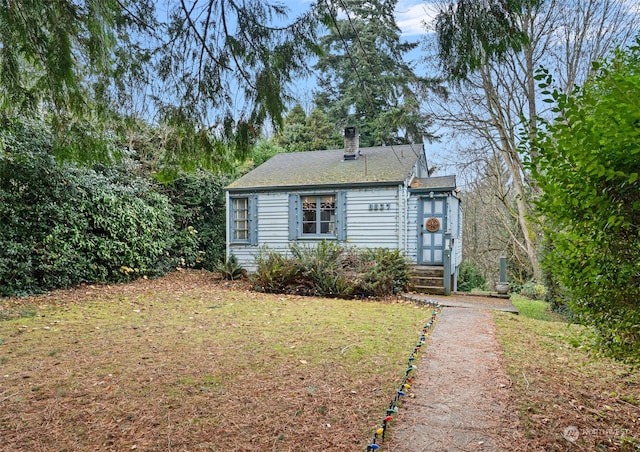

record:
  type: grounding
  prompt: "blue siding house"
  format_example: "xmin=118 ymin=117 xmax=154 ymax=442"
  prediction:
xmin=225 ymin=129 xmax=462 ymax=294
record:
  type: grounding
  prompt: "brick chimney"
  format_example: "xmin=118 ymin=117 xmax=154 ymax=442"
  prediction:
xmin=343 ymin=126 xmax=359 ymax=160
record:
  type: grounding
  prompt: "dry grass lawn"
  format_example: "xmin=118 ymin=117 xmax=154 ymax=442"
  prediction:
xmin=495 ymin=301 xmax=640 ymax=451
xmin=0 ymin=270 xmax=434 ymax=451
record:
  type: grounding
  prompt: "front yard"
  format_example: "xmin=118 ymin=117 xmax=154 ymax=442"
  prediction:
xmin=0 ymin=270 xmax=431 ymax=451
xmin=496 ymin=297 xmax=640 ymax=450
xmin=3 ymin=271 xmax=638 ymax=451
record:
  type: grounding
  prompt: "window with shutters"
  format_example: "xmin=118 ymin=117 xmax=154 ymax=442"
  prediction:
xmin=289 ymin=192 xmax=346 ymax=240
xmin=230 ymin=196 xmax=257 ymax=244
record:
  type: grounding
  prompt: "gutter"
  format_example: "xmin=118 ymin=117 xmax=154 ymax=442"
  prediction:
xmin=225 ymin=180 xmax=404 ymax=193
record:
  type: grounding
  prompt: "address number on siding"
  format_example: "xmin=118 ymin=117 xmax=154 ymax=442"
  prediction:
xmin=369 ymin=203 xmax=391 ymax=211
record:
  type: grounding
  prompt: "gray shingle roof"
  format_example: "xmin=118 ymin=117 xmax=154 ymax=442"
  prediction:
xmin=227 ymin=144 xmax=424 ymax=191
xmin=409 ymin=175 xmax=457 ymax=190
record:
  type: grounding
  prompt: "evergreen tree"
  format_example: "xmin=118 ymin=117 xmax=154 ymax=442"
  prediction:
xmin=434 ymin=0 xmax=535 ymax=81
xmin=276 ymin=104 xmax=342 ymax=152
xmin=0 ymin=1 xmax=320 ymax=170
xmin=313 ymin=0 xmax=439 ymax=147
xmin=304 ymin=108 xmax=343 ymax=151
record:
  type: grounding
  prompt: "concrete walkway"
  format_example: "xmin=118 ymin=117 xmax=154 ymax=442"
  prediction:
xmin=404 ymin=292 xmax=519 ymax=314
xmin=385 ymin=296 xmax=522 ymax=451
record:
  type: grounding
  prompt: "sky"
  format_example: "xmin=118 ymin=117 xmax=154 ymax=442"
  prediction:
xmin=395 ymin=0 xmax=440 ymax=36
xmin=283 ymin=0 xmax=438 ymax=37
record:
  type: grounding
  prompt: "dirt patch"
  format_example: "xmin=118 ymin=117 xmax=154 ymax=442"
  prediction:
xmin=385 ymin=307 xmax=523 ymax=451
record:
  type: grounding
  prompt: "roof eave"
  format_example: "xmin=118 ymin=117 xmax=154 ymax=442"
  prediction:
xmin=226 ymin=179 xmax=405 ymax=193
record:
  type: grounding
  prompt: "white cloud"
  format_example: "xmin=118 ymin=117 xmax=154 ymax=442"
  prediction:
xmin=396 ymin=1 xmax=440 ymax=36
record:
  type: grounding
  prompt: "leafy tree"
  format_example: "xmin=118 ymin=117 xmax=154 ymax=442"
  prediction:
xmin=431 ymin=0 xmax=638 ymax=282
xmin=314 ymin=0 xmax=440 ymax=147
xmin=304 ymin=108 xmax=344 ymax=150
xmin=244 ymin=140 xmax=288 ymax=170
xmin=0 ymin=1 xmax=320 ymax=170
xmin=530 ymin=39 xmax=640 ymax=361
xmin=460 ymin=154 xmax=535 ymax=285
xmin=275 ymin=104 xmax=308 ymax=152
xmin=243 ymin=104 xmax=343 ymax=173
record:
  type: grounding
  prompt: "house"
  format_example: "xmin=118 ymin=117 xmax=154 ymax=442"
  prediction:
xmin=225 ymin=128 xmax=462 ymax=294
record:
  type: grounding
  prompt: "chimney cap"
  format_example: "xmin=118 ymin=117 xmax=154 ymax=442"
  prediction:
xmin=344 ymin=126 xmax=357 ymax=138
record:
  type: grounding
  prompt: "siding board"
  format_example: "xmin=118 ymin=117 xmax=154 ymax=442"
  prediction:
xmin=227 ymin=183 xmax=459 ymax=276
xmin=345 ymin=187 xmax=401 ymax=250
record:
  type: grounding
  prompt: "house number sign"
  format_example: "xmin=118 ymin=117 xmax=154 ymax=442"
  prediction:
xmin=369 ymin=203 xmax=391 ymax=211
xmin=425 ymin=217 xmax=440 ymax=232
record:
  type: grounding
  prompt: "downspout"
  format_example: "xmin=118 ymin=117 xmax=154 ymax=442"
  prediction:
xmin=444 ymin=196 xmax=452 ymax=295
xmin=398 ymin=184 xmax=405 ymax=252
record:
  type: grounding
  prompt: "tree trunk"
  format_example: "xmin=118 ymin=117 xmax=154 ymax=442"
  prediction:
xmin=478 ymin=63 xmax=543 ymax=282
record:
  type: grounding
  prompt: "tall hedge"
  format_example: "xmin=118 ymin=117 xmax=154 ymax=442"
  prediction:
xmin=0 ymin=119 xmax=202 ymax=296
xmin=159 ymin=170 xmax=230 ymax=271
xmin=531 ymin=39 xmax=640 ymax=362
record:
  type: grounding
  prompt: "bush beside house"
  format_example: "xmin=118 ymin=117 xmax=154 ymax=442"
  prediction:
xmin=251 ymin=242 xmax=410 ymax=298
xmin=0 ymin=119 xmax=228 ymax=297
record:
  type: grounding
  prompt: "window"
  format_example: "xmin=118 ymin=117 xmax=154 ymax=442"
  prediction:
xmin=289 ymin=192 xmax=346 ymax=241
xmin=232 ymin=197 xmax=249 ymax=240
xmin=302 ymin=195 xmax=336 ymax=235
xmin=230 ymin=195 xmax=257 ymax=244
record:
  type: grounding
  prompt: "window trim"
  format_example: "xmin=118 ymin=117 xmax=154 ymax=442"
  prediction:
xmin=300 ymin=194 xmax=337 ymax=238
xmin=229 ymin=195 xmax=257 ymax=245
xmin=289 ymin=191 xmax=346 ymax=241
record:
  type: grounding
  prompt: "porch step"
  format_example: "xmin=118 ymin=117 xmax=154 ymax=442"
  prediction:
xmin=409 ymin=265 xmax=446 ymax=295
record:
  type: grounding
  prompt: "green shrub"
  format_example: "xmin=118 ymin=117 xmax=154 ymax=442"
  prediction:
xmin=251 ymin=243 xmax=410 ymax=298
xmin=531 ymin=42 xmax=640 ymax=362
xmin=0 ymin=118 xmax=197 ymax=296
xmin=290 ymin=241 xmax=343 ymax=296
xmin=160 ymin=170 xmax=230 ymax=270
xmin=215 ymin=254 xmax=245 ymax=280
xmin=519 ymin=280 xmax=547 ymax=300
xmin=457 ymin=260 xmax=487 ymax=292
xmin=359 ymin=248 xmax=410 ymax=296
xmin=251 ymin=248 xmax=301 ymax=293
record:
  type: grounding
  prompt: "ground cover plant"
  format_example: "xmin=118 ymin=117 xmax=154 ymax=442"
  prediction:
xmin=495 ymin=298 xmax=640 ymax=450
xmin=0 ymin=270 xmax=432 ymax=451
